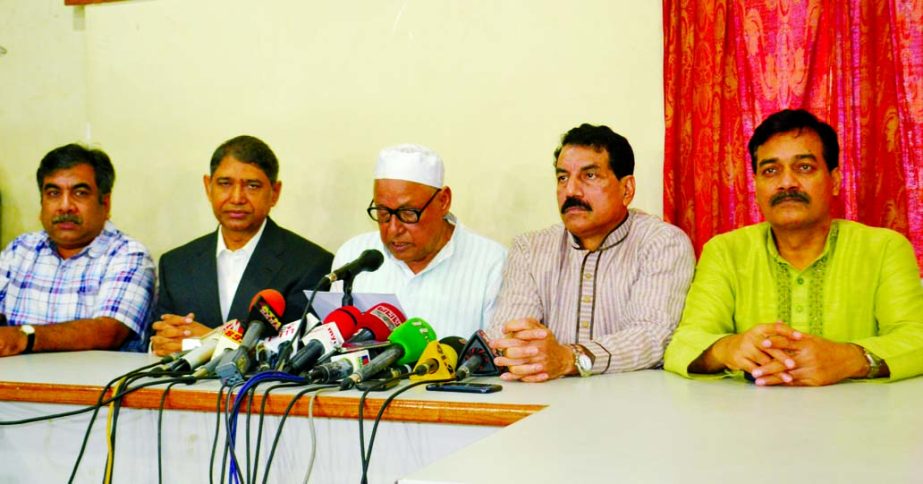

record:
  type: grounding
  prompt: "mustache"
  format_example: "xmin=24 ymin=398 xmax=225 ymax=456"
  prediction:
xmin=560 ymin=197 xmax=592 ymax=214
xmin=52 ymin=214 xmax=82 ymax=225
xmin=770 ymin=191 xmax=810 ymax=206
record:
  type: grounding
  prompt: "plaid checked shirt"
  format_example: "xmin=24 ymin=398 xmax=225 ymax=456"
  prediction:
xmin=0 ymin=221 xmax=155 ymax=350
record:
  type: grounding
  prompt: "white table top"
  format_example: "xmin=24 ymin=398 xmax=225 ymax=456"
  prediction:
xmin=401 ymin=371 xmax=923 ymax=483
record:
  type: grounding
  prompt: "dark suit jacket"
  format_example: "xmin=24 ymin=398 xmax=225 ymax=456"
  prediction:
xmin=156 ymin=218 xmax=333 ymax=328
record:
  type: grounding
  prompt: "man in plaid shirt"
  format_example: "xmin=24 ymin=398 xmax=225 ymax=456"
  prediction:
xmin=0 ymin=144 xmax=154 ymax=356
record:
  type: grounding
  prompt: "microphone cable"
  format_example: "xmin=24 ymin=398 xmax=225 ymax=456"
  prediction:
xmin=65 ymin=373 xmax=196 ymax=484
xmin=102 ymin=366 xmax=201 ymax=484
xmin=244 ymin=384 xmax=258 ymax=483
xmin=359 ymin=377 xmax=454 ymax=484
xmin=0 ymin=357 xmax=174 ymax=427
xmin=102 ymin=375 xmax=128 ymax=484
xmin=250 ymin=381 xmax=308 ymax=484
xmin=260 ymin=383 xmax=338 ymax=484
xmin=244 ymin=376 xmax=308 ymax=483
xmin=64 ymin=359 xmax=194 ymax=484
xmin=156 ymin=378 xmax=196 ymax=484
xmin=226 ymin=372 xmax=306 ymax=484
xmin=209 ymin=382 xmax=229 ymax=484
xmin=299 ymin=386 xmax=340 ymax=484
xmin=242 ymin=377 xmax=299 ymax=484
xmin=152 ymin=370 xmax=217 ymax=484
xmin=221 ymin=380 xmax=247 ymax=484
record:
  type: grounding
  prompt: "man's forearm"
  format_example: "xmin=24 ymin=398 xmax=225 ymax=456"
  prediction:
xmin=688 ymin=336 xmax=731 ymax=374
xmin=33 ymin=317 xmax=131 ymax=352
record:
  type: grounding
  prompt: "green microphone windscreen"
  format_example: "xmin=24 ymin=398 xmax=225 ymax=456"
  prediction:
xmin=389 ymin=317 xmax=437 ymax=365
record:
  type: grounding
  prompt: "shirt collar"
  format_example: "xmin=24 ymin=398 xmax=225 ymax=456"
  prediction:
xmin=216 ymin=219 xmax=267 ymax=258
xmin=766 ymin=220 xmax=840 ymax=269
xmin=566 ymin=209 xmax=635 ymax=252
xmin=39 ymin=220 xmax=118 ymax=260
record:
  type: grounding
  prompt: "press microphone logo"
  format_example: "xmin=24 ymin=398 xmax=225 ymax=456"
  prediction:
xmin=259 ymin=303 xmax=283 ymax=331
xmin=369 ymin=304 xmax=402 ymax=327
xmin=221 ymin=320 xmax=244 ymax=343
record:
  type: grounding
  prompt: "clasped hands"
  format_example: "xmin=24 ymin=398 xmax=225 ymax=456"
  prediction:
xmin=150 ymin=313 xmax=211 ymax=356
xmin=488 ymin=318 xmax=575 ymax=383
xmin=709 ymin=322 xmax=867 ymax=386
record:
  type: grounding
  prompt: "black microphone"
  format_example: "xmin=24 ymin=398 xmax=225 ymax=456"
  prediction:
xmin=324 ymin=249 xmax=384 ymax=283
xmin=215 ymin=290 xmax=286 ymax=385
xmin=308 ymin=349 xmax=374 ymax=384
xmin=456 ymin=330 xmax=506 ymax=380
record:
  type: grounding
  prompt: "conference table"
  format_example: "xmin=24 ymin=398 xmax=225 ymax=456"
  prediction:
xmin=1 ymin=352 xmax=921 ymax=483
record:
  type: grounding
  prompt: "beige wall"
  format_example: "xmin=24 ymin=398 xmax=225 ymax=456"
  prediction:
xmin=0 ymin=2 xmax=88 ymax=242
xmin=2 ymin=0 xmax=664 ymax=260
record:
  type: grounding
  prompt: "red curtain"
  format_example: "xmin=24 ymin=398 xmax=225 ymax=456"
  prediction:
xmin=663 ymin=0 xmax=923 ymax=273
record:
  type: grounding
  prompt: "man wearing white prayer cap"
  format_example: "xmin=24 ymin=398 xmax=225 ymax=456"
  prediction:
xmin=330 ymin=144 xmax=507 ymax=338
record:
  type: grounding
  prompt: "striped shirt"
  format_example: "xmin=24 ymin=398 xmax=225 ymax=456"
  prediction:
xmin=489 ymin=209 xmax=695 ymax=374
xmin=332 ymin=215 xmax=507 ymax=339
xmin=0 ymin=221 xmax=155 ymax=350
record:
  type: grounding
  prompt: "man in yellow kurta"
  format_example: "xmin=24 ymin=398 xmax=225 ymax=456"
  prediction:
xmin=664 ymin=109 xmax=923 ymax=385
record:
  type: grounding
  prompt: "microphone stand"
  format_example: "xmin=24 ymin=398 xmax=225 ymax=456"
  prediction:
xmin=341 ymin=276 xmax=355 ymax=307
xmin=276 ymin=280 xmax=325 ymax=371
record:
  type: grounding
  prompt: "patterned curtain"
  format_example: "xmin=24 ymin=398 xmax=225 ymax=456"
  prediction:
xmin=663 ymin=0 xmax=923 ymax=274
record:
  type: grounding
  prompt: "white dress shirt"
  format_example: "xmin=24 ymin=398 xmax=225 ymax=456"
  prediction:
xmin=331 ymin=215 xmax=507 ymax=339
xmin=215 ymin=220 xmax=266 ymax=321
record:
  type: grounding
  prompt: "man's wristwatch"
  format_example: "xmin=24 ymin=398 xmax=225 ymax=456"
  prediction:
xmin=19 ymin=325 xmax=35 ymax=354
xmin=571 ymin=344 xmax=593 ymax=377
xmin=862 ymin=348 xmax=883 ymax=379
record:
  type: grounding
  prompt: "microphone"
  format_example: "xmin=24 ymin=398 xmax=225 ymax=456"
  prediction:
xmin=193 ymin=350 xmax=229 ymax=379
xmin=255 ymin=342 xmax=272 ymax=371
xmin=456 ymin=330 xmax=506 ymax=381
xmin=377 ymin=364 xmax=416 ymax=381
xmin=285 ymin=309 xmax=360 ymax=375
xmin=340 ymin=318 xmax=436 ymax=389
xmin=308 ymin=349 xmax=373 ymax=384
xmin=316 ymin=303 xmax=406 ymax=365
xmin=324 ymin=249 xmax=384 ymax=283
xmin=410 ymin=336 xmax=465 ymax=381
xmin=168 ymin=338 xmax=219 ymax=372
xmin=347 ymin=303 xmax=405 ymax=344
xmin=324 ymin=306 xmax=363 ymax=332
xmin=215 ymin=289 xmax=286 ymax=385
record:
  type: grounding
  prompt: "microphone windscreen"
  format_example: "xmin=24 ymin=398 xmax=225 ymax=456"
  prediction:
xmin=358 ymin=249 xmax=385 ymax=272
xmin=388 ymin=318 xmax=437 ymax=365
xmin=364 ymin=302 xmax=405 ymax=338
xmin=249 ymin=289 xmax=285 ymax=315
xmin=323 ymin=306 xmax=361 ymax=335
xmin=438 ymin=336 xmax=467 ymax=356
xmin=247 ymin=289 xmax=286 ymax=336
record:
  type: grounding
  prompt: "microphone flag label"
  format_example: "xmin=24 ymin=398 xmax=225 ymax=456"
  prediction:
xmin=258 ymin=301 xmax=283 ymax=332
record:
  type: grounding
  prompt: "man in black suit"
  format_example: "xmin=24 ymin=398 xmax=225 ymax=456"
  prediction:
xmin=150 ymin=135 xmax=333 ymax=356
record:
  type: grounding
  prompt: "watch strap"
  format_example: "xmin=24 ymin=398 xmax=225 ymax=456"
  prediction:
xmin=570 ymin=344 xmax=593 ymax=377
xmin=20 ymin=325 xmax=35 ymax=354
xmin=863 ymin=348 xmax=882 ymax=379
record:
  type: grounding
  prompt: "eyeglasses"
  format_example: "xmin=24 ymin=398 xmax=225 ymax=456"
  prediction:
xmin=367 ymin=188 xmax=442 ymax=224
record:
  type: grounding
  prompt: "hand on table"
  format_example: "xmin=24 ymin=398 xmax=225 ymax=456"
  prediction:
xmin=751 ymin=330 xmax=868 ymax=386
xmin=488 ymin=318 xmax=574 ymax=383
xmin=150 ymin=313 xmax=210 ymax=356
xmin=0 ymin=327 xmax=27 ymax=357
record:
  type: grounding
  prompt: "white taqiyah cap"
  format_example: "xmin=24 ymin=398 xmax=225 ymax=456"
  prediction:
xmin=374 ymin=144 xmax=444 ymax=188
